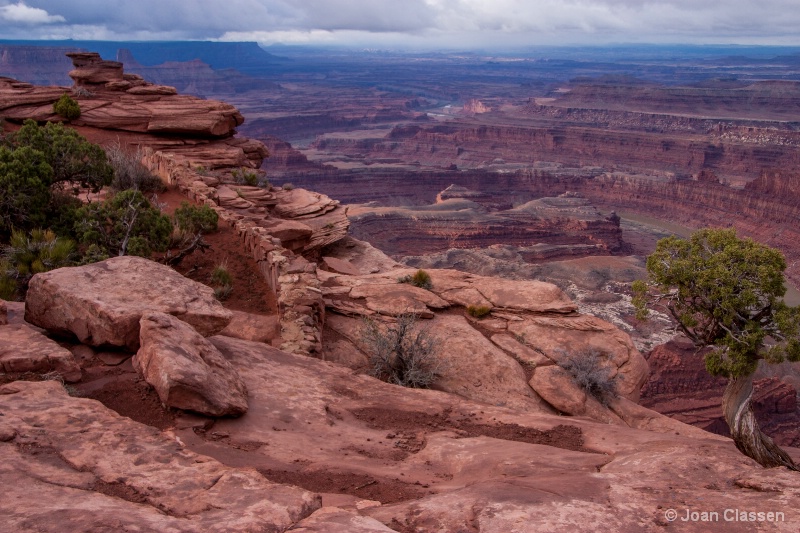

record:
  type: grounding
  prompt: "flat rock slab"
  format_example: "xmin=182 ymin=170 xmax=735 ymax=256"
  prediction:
xmin=322 ymin=256 xmax=361 ymax=276
xmin=219 ymin=310 xmax=281 ymax=344
xmin=290 ymin=507 xmax=396 ymax=532
xmin=473 ymin=278 xmax=577 ymax=313
xmin=25 ymin=256 xmax=232 ymax=350
xmin=428 ymin=315 xmax=550 ymax=412
xmin=134 ymin=312 xmax=248 ymax=417
xmin=0 ymin=324 xmax=81 ymax=382
xmin=0 ymin=380 xmax=319 ymax=532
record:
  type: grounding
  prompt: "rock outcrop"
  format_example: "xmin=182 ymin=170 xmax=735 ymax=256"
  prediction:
xmin=0 ymin=324 xmax=81 ymax=382
xmin=134 ymin=312 xmax=248 ymax=417
xmin=25 ymin=256 xmax=232 ymax=350
xmin=0 ymin=380 xmax=319 ymax=532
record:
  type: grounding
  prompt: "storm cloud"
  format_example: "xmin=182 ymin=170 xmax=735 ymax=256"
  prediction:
xmin=0 ymin=0 xmax=797 ymax=47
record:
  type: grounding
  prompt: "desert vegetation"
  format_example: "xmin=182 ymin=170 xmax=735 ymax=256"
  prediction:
xmin=0 ymin=120 xmax=222 ymax=298
xmin=398 ymin=269 xmax=432 ymax=290
xmin=360 ymin=312 xmax=443 ymax=388
xmin=466 ymin=304 xmax=491 ymax=318
xmin=557 ymin=349 xmax=617 ymax=406
xmin=634 ymin=228 xmax=800 ymax=469
xmin=53 ymin=93 xmax=80 ymax=121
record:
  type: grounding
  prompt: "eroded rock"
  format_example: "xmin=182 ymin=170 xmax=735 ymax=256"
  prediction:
xmin=0 ymin=324 xmax=81 ymax=382
xmin=134 ymin=312 xmax=248 ymax=417
xmin=0 ymin=380 xmax=318 ymax=531
xmin=25 ymin=256 xmax=232 ymax=350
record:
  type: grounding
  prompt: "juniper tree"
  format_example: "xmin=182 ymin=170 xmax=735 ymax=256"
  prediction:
xmin=633 ymin=228 xmax=800 ymax=470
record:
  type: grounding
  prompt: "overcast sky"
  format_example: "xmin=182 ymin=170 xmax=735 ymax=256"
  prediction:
xmin=0 ymin=0 xmax=798 ymax=48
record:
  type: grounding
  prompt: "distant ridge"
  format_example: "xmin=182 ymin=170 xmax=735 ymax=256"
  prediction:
xmin=0 ymin=40 xmax=287 ymax=73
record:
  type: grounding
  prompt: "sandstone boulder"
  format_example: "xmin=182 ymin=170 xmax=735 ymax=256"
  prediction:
xmin=134 ymin=312 xmax=248 ymax=417
xmin=528 ymin=364 xmax=624 ymax=424
xmin=428 ymin=315 xmax=551 ymax=411
xmin=322 ymin=256 xmax=361 ymax=276
xmin=473 ymin=277 xmax=577 ymax=313
xmin=25 ymin=256 xmax=232 ymax=350
xmin=490 ymin=333 xmax=553 ymax=367
xmin=508 ymin=315 xmax=649 ymax=402
xmin=0 ymin=324 xmax=81 ymax=382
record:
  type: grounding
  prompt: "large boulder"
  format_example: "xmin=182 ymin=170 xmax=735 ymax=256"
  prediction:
xmin=508 ymin=315 xmax=649 ymax=402
xmin=134 ymin=312 xmax=248 ymax=417
xmin=25 ymin=256 xmax=232 ymax=350
xmin=0 ymin=324 xmax=81 ymax=382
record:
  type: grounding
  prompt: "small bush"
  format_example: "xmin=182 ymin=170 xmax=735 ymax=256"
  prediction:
xmin=361 ymin=313 xmax=443 ymax=388
xmin=53 ymin=93 xmax=81 ymax=120
xmin=174 ymin=202 xmax=218 ymax=235
xmin=210 ymin=262 xmax=233 ymax=300
xmin=466 ymin=304 xmax=491 ymax=318
xmin=106 ymin=142 xmax=164 ymax=193
xmin=557 ymin=349 xmax=617 ymax=406
xmin=1 ymin=228 xmax=75 ymax=299
xmin=399 ymin=269 xmax=432 ymax=290
xmin=232 ymin=168 xmax=259 ymax=186
xmin=72 ymin=86 xmax=94 ymax=98
xmin=282 ymin=182 xmax=294 ymax=190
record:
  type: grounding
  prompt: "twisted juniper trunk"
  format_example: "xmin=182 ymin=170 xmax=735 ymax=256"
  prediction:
xmin=723 ymin=374 xmax=799 ymax=471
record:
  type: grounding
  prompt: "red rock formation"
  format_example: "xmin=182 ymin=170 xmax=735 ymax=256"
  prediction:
xmin=641 ymin=339 xmax=800 ymax=446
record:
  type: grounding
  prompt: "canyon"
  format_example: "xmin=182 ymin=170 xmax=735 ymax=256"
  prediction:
xmin=2 ymin=45 xmax=800 ymax=530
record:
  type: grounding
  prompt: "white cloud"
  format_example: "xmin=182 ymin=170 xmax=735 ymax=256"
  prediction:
xmin=2 ymin=0 xmax=800 ymax=46
xmin=0 ymin=1 xmax=64 ymax=24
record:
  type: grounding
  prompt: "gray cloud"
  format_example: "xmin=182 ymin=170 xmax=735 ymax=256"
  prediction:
xmin=1 ymin=0 xmax=798 ymax=46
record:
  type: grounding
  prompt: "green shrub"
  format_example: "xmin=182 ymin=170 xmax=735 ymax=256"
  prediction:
xmin=53 ymin=94 xmax=81 ymax=120
xmin=398 ymin=269 xmax=433 ymax=290
xmin=282 ymin=182 xmax=294 ymax=190
xmin=75 ymin=190 xmax=172 ymax=258
xmin=231 ymin=167 xmax=259 ymax=186
xmin=12 ymin=120 xmax=112 ymax=192
xmin=174 ymin=202 xmax=218 ymax=235
xmin=210 ymin=262 xmax=233 ymax=301
xmin=466 ymin=304 xmax=491 ymax=318
xmin=0 ymin=145 xmax=53 ymax=236
xmin=1 ymin=228 xmax=75 ymax=299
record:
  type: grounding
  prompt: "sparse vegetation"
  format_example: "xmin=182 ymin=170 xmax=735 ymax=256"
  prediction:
xmin=399 ymin=269 xmax=433 ymax=290
xmin=361 ymin=312 xmax=443 ymax=388
xmin=282 ymin=182 xmax=294 ymax=190
xmin=53 ymin=93 xmax=81 ymax=120
xmin=466 ymin=304 xmax=491 ymax=318
xmin=71 ymin=86 xmax=94 ymax=98
xmin=210 ymin=261 xmax=233 ymax=300
xmin=231 ymin=167 xmax=259 ymax=186
xmin=557 ymin=349 xmax=617 ymax=406
xmin=0 ymin=229 xmax=75 ymax=300
xmin=106 ymin=142 xmax=164 ymax=193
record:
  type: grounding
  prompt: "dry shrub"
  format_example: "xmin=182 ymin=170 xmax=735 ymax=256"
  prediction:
xmin=467 ymin=304 xmax=491 ymax=318
xmin=557 ymin=349 xmax=617 ymax=405
xmin=361 ymin=313 xmax=443 ymax=388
